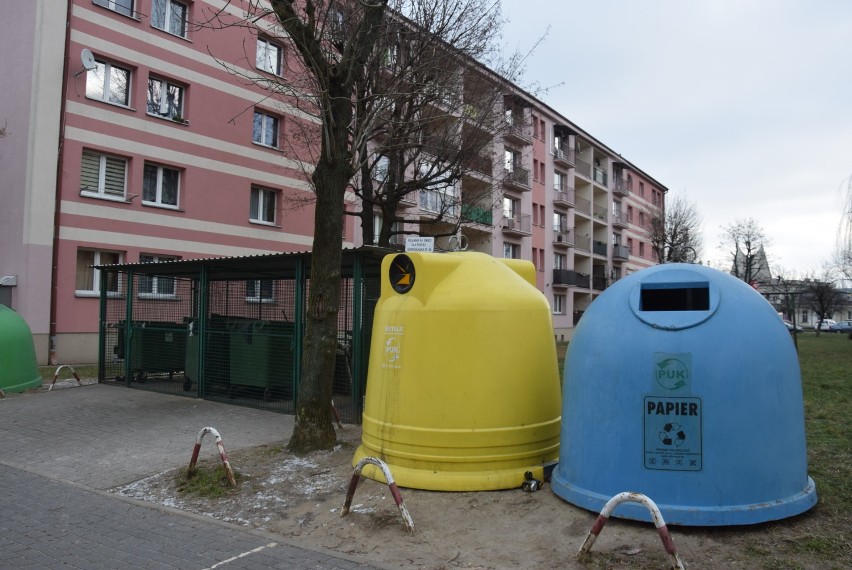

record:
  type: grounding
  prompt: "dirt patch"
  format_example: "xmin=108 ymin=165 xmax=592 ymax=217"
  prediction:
xmin=115 ymin=426 xmax=843 ymax=569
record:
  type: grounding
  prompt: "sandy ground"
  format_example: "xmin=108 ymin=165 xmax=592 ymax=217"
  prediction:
xmin=112 ymin=425 xmax=839 ymax=570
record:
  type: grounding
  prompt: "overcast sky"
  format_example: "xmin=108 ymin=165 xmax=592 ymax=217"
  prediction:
xmin=499 ymin=0 xmax=852 ymax=274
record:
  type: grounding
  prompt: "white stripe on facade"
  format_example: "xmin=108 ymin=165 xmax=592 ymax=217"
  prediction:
xmin=60 ymin=200 xmax=314 ymax=247
xmin=65 ymin=101 xmax=312 ymax=174
xmin=64 ymin=126 xmax=313 ymax=191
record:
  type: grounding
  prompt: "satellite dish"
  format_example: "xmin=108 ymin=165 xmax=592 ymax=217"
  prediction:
xmin=81 ymin=49 xmax=96 ymax=71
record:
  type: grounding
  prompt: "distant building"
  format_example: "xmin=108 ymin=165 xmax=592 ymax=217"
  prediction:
xmin=1 ymin=0 xmax=665 ymax=363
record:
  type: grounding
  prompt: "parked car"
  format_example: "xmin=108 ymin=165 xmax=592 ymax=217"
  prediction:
xmin=817 ymin=319 xmax=838 ymax=332
xmin=783 ymin=320 xmax=803 ymax=333
xmin=833 ymin=320 xmax=852 ymax=333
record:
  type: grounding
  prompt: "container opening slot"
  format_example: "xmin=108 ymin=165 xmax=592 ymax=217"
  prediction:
xmin=640 ymin=285 xmax=709 ymax=312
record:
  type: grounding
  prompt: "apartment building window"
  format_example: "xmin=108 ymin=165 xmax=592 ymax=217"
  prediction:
xmin=539 ymin=248 xmax=545 ymax=270
xmin=503 ymin=242 xmax=519 ymax=259
xmin=553 ymin=212 xmax=567 ymax=232
xmin=142 ymin=162 xmax=180 ymax=208
xmin=627 ymin=237 xmax=634 ymax=255
xmin=138 ymin=254 xmax=177 ymax=297
xmin=639 ymin=181 xmax=645 ymax=198
xmin=504 ymin=149 xmax=520 ymax=172
xmin=147 ymin=77 xmax=184 ymax=120
xmin=76 ymin=250 xmax=122 ymax=296
xmin=503 ymin=196 xmax=519 ymax=219
xmin=540 ymin=119 xmax=546 ymax=142
xmin=532 ymin=247 xmax=539 ymax=270
xmin=531 ymin=201 xmax=539 ymax=225
xmin=553 ymin=253 xmax=566 ymax=269
xmin=639 ymin=242 xmax=645 ymax=258
xmin=80 ymin=149 xmax=127 ymax=199
xmin=539 ymin=162 xmax=545 ymax=182
xmin=93 ymin=0 xmax=134 ymax=17
xmin=257 ymin=38 xmax=284 ymax=76
xmin=246 ymin=280 xmax=274 ymax=303
xmin=553 ymin=294 xmax=565 ymax=315
xmin=532 ymin=159 xmax=539 ymax=181
xmin=86 ymin=59 xmax=130 ymax=106
xmin=374 ymin=155 xmax=389 ymax=184
xmin=372 ymin=215 xmax=402 ymax=246
xmin=554 ymin=172 xmax=566 ymax=192
xmin=627 ymin=205 xmax=634 ymax=223
xmin=532 ymin=114 xmax=539 ymax=138
xmin=639 ymin=211 xmax=645 ymax=228
xmin=152 ymin=0 xmax=187 ymax=38
xmin=250 ymin=186 xmax=278 ymax=225
xmin=253 ymin=111 xmax=280 ymax=148
xmin=802 ymin=310 xmax=808 ymax=322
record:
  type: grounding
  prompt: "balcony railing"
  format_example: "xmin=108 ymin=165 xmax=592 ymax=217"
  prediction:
xmin=504 ymin=123 xmax=532 ymax=145
xmin=592 ymin=204 xmax=608 ymax=222
xmin=575 ymin=234 xmax=591 ymax=252
xmin=553 ymin=228 xmax=573 ymax=246
xmin=614 ymin=177 xmax=631 ymax=196
xmin=503 ymin=166 xmax=531 ymax=190
xmin=553 ymin=189 xmax=574 ymax=208
xmin=553 ymin=269 xmax=590 ymax=288
xmin=593 ymin=240 xmax=608 ymax=256
xmin=461 ymin=204 xmax=493 ymax=225
xmin=592 ymin=276 xmax=608 ymax=291
xmin=469 ymin=153 xmax=492 ymax=176
xmin=574 ymin=156 xmax=592 ymax=179
xmin=613 ymin=244 xmax=630 ymax=260
xmin=612 ymin=212 xmax=627 ymax=228
xmin=553 ymin=145 xmax=574 ymax=168
xmin=501 ymin=213 xmax=531 ymax=234
xmin=593 ymin=166 xmax=608 ymax=187
xmin=575 ymin=196 xmax=591 ymax=215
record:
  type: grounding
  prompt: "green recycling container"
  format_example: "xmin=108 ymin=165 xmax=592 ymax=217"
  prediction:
xmin=0 ymin=305 xmax=42 ymax=394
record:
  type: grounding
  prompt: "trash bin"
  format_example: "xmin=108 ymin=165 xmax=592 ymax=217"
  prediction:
xmin=227 ymin=319 xmax=294 ymax=399
xmin=0 ymin=305 xmax=42 ymax=394
xmin=551 ymin=264 xmax=817 ymax=525
xmin=126 ymin=321 xmax=187 ymax=382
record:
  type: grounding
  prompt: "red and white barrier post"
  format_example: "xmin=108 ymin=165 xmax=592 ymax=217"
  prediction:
xmin=49 ymin=365 xmax=82 ymax=391
xmin=188 ymin=426 xmax=236 ymax=488
xmin=341 ymin=456 xmax=414 ymax=532
xmin=578 ymin=491 xmax=685 ymax=570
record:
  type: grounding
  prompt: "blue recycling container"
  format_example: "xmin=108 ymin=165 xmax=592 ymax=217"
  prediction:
xmin=551 ymin=264 xmax=817 ymax=526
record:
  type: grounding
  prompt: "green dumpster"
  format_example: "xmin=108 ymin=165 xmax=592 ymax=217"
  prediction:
xmin=228 ymin=320 xmax=294 ymax=399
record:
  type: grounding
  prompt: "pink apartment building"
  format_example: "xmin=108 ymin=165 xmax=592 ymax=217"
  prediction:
xmin=1 ymin=0 xmax=665 ymax=364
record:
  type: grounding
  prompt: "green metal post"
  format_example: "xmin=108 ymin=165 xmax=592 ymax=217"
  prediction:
xmin=196 ymin=267 xmax=208 ymax=396
xmin=293 ymin=257 xmax=305 ymax=407
xmin=97 ymin=270 xmax=107 ymax=383
xmin=123 ymin=268 xmax=134 ymax=385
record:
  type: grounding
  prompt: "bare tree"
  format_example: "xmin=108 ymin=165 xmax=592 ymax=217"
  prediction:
xmin=648 ymin=192 xmax=702 ymax=263
xmin=721 ymin=218 xmax=771 ymax=284
xmin=198 ymin=0 xmax=525 ymax=451
xmin=836 ymin=175 xmax=852 ymax=283
xmin=770 ymin=267 xmax=805 ymax=350
xmin=804 ymin=267 xmax=842 ymax=336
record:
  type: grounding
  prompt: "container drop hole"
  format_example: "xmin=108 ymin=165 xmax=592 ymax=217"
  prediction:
xmin=640 ymin=284 xmax=709 ymax=312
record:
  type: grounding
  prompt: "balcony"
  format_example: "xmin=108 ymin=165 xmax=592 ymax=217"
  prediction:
xmin=461 ymin=204 xmax=493 ymax=226
xmin=501 ymin=213 xmax=531 ymax=235
xmin=553 ymin=189 xmax=574 ymax=208
xmin=553 ymin=269 xmax=590 ymax=288
xmin=575 ymin=196 xmax=591 ymax=216
xmin=592 ymin=204 xmax=608 ymax=222
xmin=503 ymin=167 xmax=531 ymax=191
xmin=574 ymin=234 xmax=591 ymax=252
xmin=553 ymin=145 xmax=574 ymax=168
xmin=613 ymin=244 xmax=630 ymax=261
xmin=574 ymin=155 xmax=592 ymax=179
xmin=593 ymin=240 xmax=608 ymax=256
xmin=614 ymin=177 xmax=631 ymax=196
xmin=504 ymin=122 xmax=532 ymax=146
xmin=612 ymin=212 xmax=628 ymax=228
xmin=592 ymin=276 xmax=608 ymax=291
xmin=553 ymin=228 xmax=573 ymax=247
xmin=593 ymin=166 xmax=608 ymax=187
xmin=469 ymin=153 xmax=493 ymax=177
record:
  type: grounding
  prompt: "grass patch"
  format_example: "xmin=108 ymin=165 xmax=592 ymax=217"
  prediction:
xmin=177 ymin=464 xmax=243 ymax=498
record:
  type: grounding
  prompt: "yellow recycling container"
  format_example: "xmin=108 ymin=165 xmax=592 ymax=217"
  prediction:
xmin=353 ymin=252 xmax=561 ymax=491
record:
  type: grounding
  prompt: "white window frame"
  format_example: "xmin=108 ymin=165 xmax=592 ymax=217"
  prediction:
xmin=553 ymin=294 xmax=565 ymax=315
xmin=250 ymin=186 xmax=277 ymax=225
xmin=503 ymin=242 xmax=519 ymax=259
xmin=151 ymin=0 xmax=188 ymax=38
xmin=80 ymin=149 xmax=127 ymax=200
xmin=253 ymin=111 xmax=280 ymax=148
xmin=246 ymin=279 xmax=275 ymax=303
xmin=76 ymin=250 xmax=123 ymax=297
xmin=86 ymin=59 xmax=131 ymax=106
xmin=142 ymin=162 xmax=180 ymax=208
xmin=256 ymin=38 xmax=284 ymax=76
xmin=147 ymin=77 xmax=185 ymax=120
xmin=138 ymin=254 xmax=178 ymax=298
xmin=93 ymin=0 xmax=135 ymax=17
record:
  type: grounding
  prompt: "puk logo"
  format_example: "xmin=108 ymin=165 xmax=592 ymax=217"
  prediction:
xmin=656 ymin=358 xmax=689 ymax=390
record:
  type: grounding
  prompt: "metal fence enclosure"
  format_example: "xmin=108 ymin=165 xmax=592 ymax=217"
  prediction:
xmin=98 ymin=249 xmax=385 ymax=423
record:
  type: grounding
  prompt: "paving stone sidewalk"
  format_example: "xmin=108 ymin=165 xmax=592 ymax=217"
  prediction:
xmin=0 ymin=385 xmax=384 ymax=569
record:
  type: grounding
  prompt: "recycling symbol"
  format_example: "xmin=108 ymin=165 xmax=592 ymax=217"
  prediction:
xmin=658 ymin=423 xmax=686 ymax=447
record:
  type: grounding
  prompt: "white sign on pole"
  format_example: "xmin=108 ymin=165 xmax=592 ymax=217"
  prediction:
xmin=405 ymin=236 xmax=435 ymax=252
